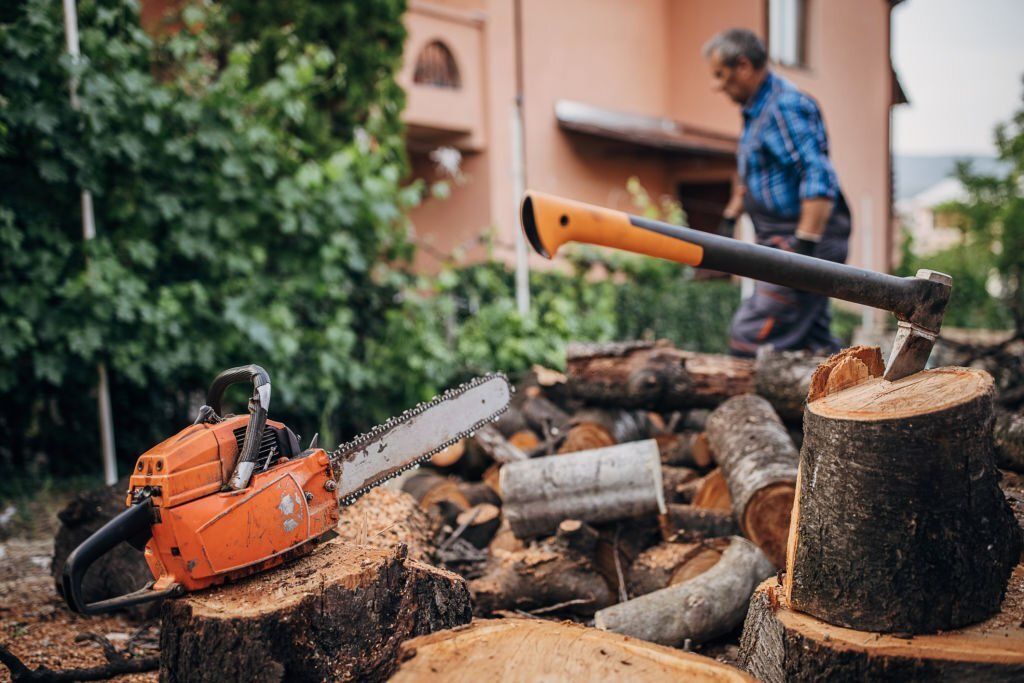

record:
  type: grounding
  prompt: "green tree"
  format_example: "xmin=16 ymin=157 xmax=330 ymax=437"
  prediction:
xmin=946 ymin=80 xmax=1024 ymax=336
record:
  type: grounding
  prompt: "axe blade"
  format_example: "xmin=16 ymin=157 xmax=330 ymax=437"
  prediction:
xmin=883 ymin=269 xmax=953 ymax=381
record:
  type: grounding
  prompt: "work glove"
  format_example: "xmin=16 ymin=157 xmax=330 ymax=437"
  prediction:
xmin=717 ymin=216 xmax=737 ymax=238
xmin=790 ymin=236 xmax=818 ymax=257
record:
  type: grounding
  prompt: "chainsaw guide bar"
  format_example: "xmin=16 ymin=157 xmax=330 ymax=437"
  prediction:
xmin=331 ymin=373 xmax=512 ymax=505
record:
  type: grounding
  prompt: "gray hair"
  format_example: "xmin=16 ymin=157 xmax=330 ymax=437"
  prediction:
xmin=702 ymin=28 xmax=767 ymax=69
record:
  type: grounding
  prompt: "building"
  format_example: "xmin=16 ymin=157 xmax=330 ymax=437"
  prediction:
xmin=896 ymin=176 xmax=967 ymax=256
xmin=401 ymin=0 xmax=906 ymax=280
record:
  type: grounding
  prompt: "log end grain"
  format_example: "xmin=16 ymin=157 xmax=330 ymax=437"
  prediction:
xmin=741 ymin=573 xmax=1024 ymax=683
xmin=392 ymin=618 xmax=755 ymax=682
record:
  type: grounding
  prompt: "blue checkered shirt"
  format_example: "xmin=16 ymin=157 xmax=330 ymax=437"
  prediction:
xmin=739 ymin=73 xmax=839 ymax=219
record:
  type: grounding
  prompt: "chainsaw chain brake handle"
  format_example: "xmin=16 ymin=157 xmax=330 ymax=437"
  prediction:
xmin=61 ymin=497 xmax=183 ymax=614
xmin=195 ymin=364 xmax=272 ymax=490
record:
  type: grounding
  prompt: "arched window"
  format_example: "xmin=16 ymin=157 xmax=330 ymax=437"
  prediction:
xmin=413 ymin=41 xmax=461 ymax=89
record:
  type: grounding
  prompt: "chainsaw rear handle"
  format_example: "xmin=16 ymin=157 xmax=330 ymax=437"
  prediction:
xmin=202 ymin=364 xmax=272 ymax=490
xmin=521 ymin=191 xmax=950 ymax=332
xmin=61 ymin=498 xmax=181 ymax=615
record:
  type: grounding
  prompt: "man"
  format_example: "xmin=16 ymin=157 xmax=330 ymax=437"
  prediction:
xmin=704 ymin=28 xmax=851 ymax=357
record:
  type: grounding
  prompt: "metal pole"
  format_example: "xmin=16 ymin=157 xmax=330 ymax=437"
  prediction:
xmin=511 ymin=99 xmax=530 ymax=316
xmin=62 ymin=0 xmax=117 ymax=485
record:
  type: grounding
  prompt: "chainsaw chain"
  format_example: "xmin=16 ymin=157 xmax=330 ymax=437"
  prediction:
xmin=330 ymin=372 xmax=512 ymax=507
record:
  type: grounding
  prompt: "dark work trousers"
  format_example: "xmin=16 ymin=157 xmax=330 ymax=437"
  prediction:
xmin=728 ymin=194 xmax=851 ymax=358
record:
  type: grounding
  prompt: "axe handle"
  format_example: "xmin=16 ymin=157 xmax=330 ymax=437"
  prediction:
xmin=521 ymin=191 xmax=948 ymax=331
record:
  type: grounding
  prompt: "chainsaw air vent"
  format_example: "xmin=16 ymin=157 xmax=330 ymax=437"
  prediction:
xmin=233 ymin=425 xmax=281 ymax=469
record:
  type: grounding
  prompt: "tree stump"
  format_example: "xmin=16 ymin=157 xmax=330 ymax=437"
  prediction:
xmin=160 ymin=541 xmax=471 ymax=682
xmin=741 ymin=571 xmax=1024 ymax=683
xmin=786 ymin=367 xmax=1022 ymax=633
xmin=705 ymin=395 xmax=799 ymax=567
xmin=392 ymin=618 xmax=754 ymax=682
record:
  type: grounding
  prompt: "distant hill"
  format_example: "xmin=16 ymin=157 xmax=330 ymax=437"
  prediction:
xmin=894 ymin=154 xmax=1008 ymax=200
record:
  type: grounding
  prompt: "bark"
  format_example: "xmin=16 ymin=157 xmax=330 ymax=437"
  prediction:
xmin=467 ymin=423 xmax=528 ymax=465
xmin=627 ymin=538 xmax=729 ymax=596
xmin=469 ymin=536 xmax=615 ymax=616
xmin=661 ymin=465 xmax=699 ymax=504
xmin=995 ymin=408 xmax=1024 ymax=472
xmin=519 ymin=395 xmax=571 ymax=436
xmin=705 ymin=395 xmax=798 ymax=567
xmin=391 ymin=618 xmax=754 ymax=682
xmin=655 ymin=430 xmax=712 ymax=468
xmin=160 ymin=542 xmax=471 ymax=682
xmin=500 ymin=440 xmax=666 ymax=538
xmin=660 ymin=504 xmax=740 ymax=541
xmin=754 ymin=347 xmax=827 ymax=422
xmin=787 ymin=367 xmax=1023 ymax=633
xmin=594 ymin=536 xmax=774 ymax=646
xmin=741 ymin=574 xmax=1024 ymax=683
xmin=51 ymin=478 xmax=156 ymax=619
xmin=564 ymin=341 xmax=754 ymax=409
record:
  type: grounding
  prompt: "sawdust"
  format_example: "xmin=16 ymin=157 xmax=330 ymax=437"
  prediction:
xmin=335 ymin=487 xmax=436 ymax=562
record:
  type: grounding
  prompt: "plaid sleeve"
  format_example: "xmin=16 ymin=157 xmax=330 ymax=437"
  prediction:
xmin=773 ymin=95 xmax=838 ymax=201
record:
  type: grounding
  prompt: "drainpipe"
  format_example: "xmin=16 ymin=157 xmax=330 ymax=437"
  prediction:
xmin=63 ymin=0 xmax=118 ymax=486
xmin=512 ymin=0 xmax=530 ymax=315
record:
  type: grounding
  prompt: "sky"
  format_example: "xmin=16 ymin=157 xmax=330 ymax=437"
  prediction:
xmin=892 ymin=0 xmax=1024 ymax=157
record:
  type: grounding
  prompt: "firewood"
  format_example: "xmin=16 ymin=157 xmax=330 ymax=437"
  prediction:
xmin=593 ymin=517 xmax=662 ymax=597
xmin=753 ymin=347 xmax=827 ymax=422
xmin=520 ymin=395 xmax=571 ymax=436
xmin=691 ymin=468 xmax=733 ymax=511
xmin=564 ymin=340 xmax=754 ymax=409
xmin=654 ymin=430 xmax=712 ymax=468
xmin=506 ymin=429 xmax=540 ymax=452
xmin=469 ymin=535 xmax=615 ymax=616
xmin=557 ymin=408 xmax=655 ymax=454
xmin=449 ymin=504 xmax=501 ymax=549
xmin=627 ymin=538 xmax=729 ymax=596
xmin=995 ymin=408 xmax=1024 ymax=472
xmin=659 ymin=504 xmax=740 ymax=541
xmin=594 ymin=536 xmax=773 ymax=646
xmin=805 ymin=344 xmax=885 ymax=404
xmin=705 ymin=395 xmax=798 ymax=566
xmin=391 ymin=618 xmax=755 ymax=682
xmin=160 ymin=542 xmax=471 ymax=682
xmin=661 ymin=465 xmax=699 ymax=504
xmin=467 ymin=423 xmax=528 ymax=465
xmin=741 ymin=570 xmax=1024 ymax=683
xmin=786 ymin=366 xmax=1023 ymax=633
xmin=501 ymin=440 xmax=666 ymax=538
xmin=403 ymin=471 xmax=471 ymax=511
xmin=429 ymin=439 xmax=467 ymax=468
xmin=487 ymin=517 xmax=524 ymax=554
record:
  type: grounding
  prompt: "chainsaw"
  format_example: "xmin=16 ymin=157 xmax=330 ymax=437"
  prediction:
xmin=61 ymin=365 xmax=511 ymax=614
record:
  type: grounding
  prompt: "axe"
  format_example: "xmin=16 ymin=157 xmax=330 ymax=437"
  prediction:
xmin=520 ymin=191 xmax=951 ymax=381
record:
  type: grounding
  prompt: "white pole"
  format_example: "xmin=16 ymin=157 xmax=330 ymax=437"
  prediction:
xmin=511 ymin=99 xmax=530 ymax=316
xmin=63 ymin=0 xmax=117 ymax=485
xmin=860 ymin=196 xmax=875 ymax=333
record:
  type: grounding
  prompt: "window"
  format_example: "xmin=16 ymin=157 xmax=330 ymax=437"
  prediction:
xmin=413 ymin=41 xmax=461 ymax=89
xmin=768 ymin=0 xmax=807 ymax=67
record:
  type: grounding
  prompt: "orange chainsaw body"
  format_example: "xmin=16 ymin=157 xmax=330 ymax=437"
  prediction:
xmin=126 ymin=415 xmax=340 ymax=593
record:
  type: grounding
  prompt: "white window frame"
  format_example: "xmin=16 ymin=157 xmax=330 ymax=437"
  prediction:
xmin=768 ymin=0 xmax=807 ymax=68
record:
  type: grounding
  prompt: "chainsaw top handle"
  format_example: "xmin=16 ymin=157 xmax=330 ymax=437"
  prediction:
xmin=197 ymin=364 xmax=272 ymax=490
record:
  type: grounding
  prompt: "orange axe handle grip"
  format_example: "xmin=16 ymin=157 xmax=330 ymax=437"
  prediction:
xmin=521 ymin=191 xmax=704 ymax=267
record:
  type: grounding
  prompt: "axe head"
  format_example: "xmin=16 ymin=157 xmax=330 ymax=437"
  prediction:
xmin=883 ymin=269 xmax=953 ymax=381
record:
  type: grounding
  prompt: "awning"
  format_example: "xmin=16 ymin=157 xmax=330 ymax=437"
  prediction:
xmin=555 ymin=100 xmax=737 ymax=159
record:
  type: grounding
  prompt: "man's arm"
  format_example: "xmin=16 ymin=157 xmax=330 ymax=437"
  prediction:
xmin=774 ymin=95 xmax=839 ymax=254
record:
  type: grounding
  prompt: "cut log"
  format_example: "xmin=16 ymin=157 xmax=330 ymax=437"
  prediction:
xmin=454 ymin=504 xmax=502 ymax=549
xmin=429 ymin=439 xmax=467 ymax=468
xmin=594 ymin=536 xmax=773 ymax=646
xmin=741 ymin=572 xmax=1024 ymax=683
xmin=627 ymin=538 xmax=729 ymax=596
xmin=501 ymin=440 xmax=666 ymax=538
xmin=487 ymin=517 xmax=525 ymax=554
xmin=655 ymin=430 xmax=712 ymax=468
xmin=753 ymin=347 xmax=826 ymax=422
xmin=160 ymin=542 xmax=471 ymax=682
xmin=403 ymin=471 xmax=471 ymax=511
xmin=391 ymin=618 xmax=755 ymax=682
xmin=469 ymin=535 xmax=614 ymax=616
xmin=519 ymin=395 xmax=571 ymax=436
xmin=335 ymin=487 xmax=436 ymax=562
xmin=593 ymin=517 xmax=662 ymax=596
xmin=787 ymin=367 xmax=1023 ymax=633
xmin=557 ymin=408 xmax=654 ymax=454
xmin=506 ymin=429 xmax=540 ymax=452
xmin=705 ymin=395 xmax=798 ymax=566
xmin=661 ymin=465 xmax=699 ymax=503
xmin=467 ymin=423 xmax=528 ymax=465
xmin=995 ymin=408 xmax=1024 ymax=472
xmin=660 ymin=504 xmax=740 ymax=541
xmin=691 ymin=468 xmax=733 ymax=512
xmin=459 ymin=481 xmax=501 ymax=508
xmin=565 ymin=341 xmax=754 ymax=409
